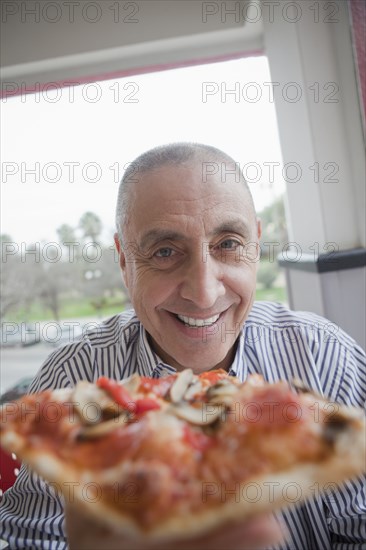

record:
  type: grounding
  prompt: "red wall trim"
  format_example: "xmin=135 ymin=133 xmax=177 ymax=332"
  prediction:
xmin=349 ymin=0 xmax=366 ymax=130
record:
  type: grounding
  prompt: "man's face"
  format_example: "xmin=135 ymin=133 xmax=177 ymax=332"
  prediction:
xmin=115 ymin=162 xmax=261 ymax=374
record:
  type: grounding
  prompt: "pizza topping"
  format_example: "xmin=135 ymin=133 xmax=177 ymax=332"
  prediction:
xmin=322 ymin=408 xmax=362 ymax=447
xmin=97 ymin=377 xmax=161 ymax=417
xmin=97 ymin=377 xmax=134 ymax=410
xmin=245 ymin=374 xmax=266 ymax=387
xmin=138 ymin=375 xmax=176 ymax=397
xmin=184 ymin=379 xmax=203 ymax=401
xmin=72 ymin=381 xmax=117 ymax=424
xmin=206 ymin=379 xmax=239 ymax=405
xmin=169 ymin=401 xmax=224 ymax=425
xmin=198 ymin=369 xmax=229 ymax=384
xmin=133 ymin=398 xmax=161 ymax=415
xmin=51 ymin=388 xmax=73 ymax=402
xmin=170 ymin=369 xmax=194 ymax=403
xmin=78 ymin=412 xmax=130 ymax=439
xmin=120 ymin=373 xmax=141 ymax=394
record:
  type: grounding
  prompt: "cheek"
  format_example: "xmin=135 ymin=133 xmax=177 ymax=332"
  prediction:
xmin=127 ymin=266 xmax=177 ymax=309
xmin=227 ymin=262 xmax=257 ymax=295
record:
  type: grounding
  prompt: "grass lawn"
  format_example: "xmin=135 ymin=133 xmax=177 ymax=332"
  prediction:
xmin=6 ymin=296 xmax=126 ymax=322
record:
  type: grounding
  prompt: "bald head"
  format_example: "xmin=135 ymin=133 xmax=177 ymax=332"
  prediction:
xmin=115 ymin=142 xmax=255 ymax=244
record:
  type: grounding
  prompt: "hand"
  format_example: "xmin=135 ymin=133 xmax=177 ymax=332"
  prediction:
xmin=65 ymin=502 xmax=286 ymax=550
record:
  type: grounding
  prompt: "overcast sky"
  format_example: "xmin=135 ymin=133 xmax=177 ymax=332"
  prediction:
xmin=1 ymin=56 xmax=285 ymax=245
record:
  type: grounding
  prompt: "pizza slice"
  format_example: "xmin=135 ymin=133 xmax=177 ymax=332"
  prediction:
xmin=1 ymin=370 xmax=365 ymax=541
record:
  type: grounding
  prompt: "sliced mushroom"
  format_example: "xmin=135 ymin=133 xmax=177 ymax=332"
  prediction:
xmin=51 ymin=388 xmax=73 ymax=402
xmin=291 ymin=378 xmax=312 ymax=394
xmin=120 ymin=373 xmax=140 ymax=394
xmin=244 ymin=374 xmax=265 ymax=387
xmin=170 ymin=369 xmax=194 ymax=403
xmin=205 ymin=380 xmax=239 ymax=406
xmin=184 ymin=380 xmax=203 ymax=401
xmin=291 ymin=379 xmax=325 ymax=402
xmin=169 ymin=402 xmax=224 ymax=425
xmin=208 ymin=395 xmax=236 ymax=407
xmin=78 ymin=412 xmax=130 ymax=439
xmin=72 ymin=381 xmax=116 ymax=425
xmin=322 ymin=415 xmax=351 ymax=447
xmin=207 ymin=380 xmax=238 ymax=397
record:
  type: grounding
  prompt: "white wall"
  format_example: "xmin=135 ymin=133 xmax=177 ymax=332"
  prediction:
xmin=263 ymin=0 xmax=365 ymax=252
xmin=263 ymin=0 xmax=365 ymax=347
xmin=1 ymin=0 xmax=263 ymax=89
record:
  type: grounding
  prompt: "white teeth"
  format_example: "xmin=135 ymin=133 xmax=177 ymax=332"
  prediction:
xmin=176 ymin=314 xmax=220 ymax=327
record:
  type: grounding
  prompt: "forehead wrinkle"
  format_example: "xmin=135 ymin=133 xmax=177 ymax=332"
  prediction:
xmin=161 ymin=195 xmax=212 ymax=216
xmin=204 ymin=217 xmax=252 ymax=240
xmin=134 ymin=182 xmax=256 ymax=249
xmin=199 ymin=198 xmax=254 ymax=234
xmin=139 ymin=228 xmax=186 ymax=250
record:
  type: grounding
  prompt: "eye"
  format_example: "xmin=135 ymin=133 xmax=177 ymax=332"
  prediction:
xmin=218 ymin=239 xmax=240 ymax=251
xmin=154 ymin=247 xmax=175 ymax=258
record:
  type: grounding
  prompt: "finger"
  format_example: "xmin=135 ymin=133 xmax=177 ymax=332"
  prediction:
xmin=156 ymin=514 xmax=286 ymax=550
xmin=65 ymin=501 xmax=286 ymax=550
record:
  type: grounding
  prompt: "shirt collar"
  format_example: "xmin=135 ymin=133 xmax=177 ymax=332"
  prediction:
xmin=137 ymin=323 xmax=177 ymax=378
xmin=137 ymin=319 xmax=247 ymax=380
xmin=226 ymin=326 xmax=248 ymax=381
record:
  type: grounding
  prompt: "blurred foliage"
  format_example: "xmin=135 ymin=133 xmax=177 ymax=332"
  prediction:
xmin=257 ymin=261 xmax=278 ymax=289
xmin=79 ymin=211 xmax=103 ymax=244
xmin=257 ymin=196 xmax=288 ymax=297
xmin=0 ymin=212 xmax=128 ymax=322
xmin=259 ymin=196 xmax=289 ymax=256
xmin=255 ymin=285 xmax=286 ymax=303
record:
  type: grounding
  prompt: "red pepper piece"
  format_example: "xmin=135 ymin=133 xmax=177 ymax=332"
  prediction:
xmin=97 ymin=377 xmax=160 ymax=415
xmin=134 ymin=398 xmax=161 ymax=414
xmin=199 ymin=369 xmax=228 ymax=384
xmin=97 ymin=377 xmax=135 ymax=412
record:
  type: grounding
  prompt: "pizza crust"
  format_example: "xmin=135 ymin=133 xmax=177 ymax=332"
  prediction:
xmin=78 ymin=430 xmax=365 ymax=540
xmin=67 ymin=437 xmax=365 ymax=542
xmin=1 ymin=408 xmax=365 ymax=541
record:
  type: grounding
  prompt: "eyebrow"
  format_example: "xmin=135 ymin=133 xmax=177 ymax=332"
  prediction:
xmin=139 ymin=229 xmax=186 ymax=250
xmin=209 ymin=220 xmax=252 ymax=240
xmin=139 ymin=219 xmax=251 ymax=250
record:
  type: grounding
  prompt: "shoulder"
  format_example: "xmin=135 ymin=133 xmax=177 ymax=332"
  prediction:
xmin=243 ymin=301 xmax=365 ymax=406
xmin=82 ymin=309 xmax=140 ymax=347
xmin=247 ymin=301 xmax=357 ymax=348
xmin=248 ymin=301 xmax=330 ymax=327
xmin=30 ymin=310 xmax=140 ymax=392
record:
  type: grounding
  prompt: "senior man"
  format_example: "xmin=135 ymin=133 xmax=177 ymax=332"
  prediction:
xmin=1 ymin=143 xmax=365 ymax=550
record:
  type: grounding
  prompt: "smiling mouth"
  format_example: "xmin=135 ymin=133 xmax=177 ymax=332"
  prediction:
xmin=174 ymin=313 xmax=221 ymax=328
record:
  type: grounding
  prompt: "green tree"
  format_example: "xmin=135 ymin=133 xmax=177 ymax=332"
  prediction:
xmin=0 ymin=234 xmax=13 ymax=244
xmin=79 ymin=212 xmax=102 ymax=245
xmin=56 ymin=224 xmax=77 ymax=244
xmin=0 ymin=236 xmax=43 ymax=320
xmin=257 ymin=197 xmax=289 ymax=290
xmin=37 ymin=262 xmax=70 ymax=322
xmin=258 ymin=196 xmax=289 ymax=256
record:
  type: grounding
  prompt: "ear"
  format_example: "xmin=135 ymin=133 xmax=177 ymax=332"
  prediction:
xmin=114 ymin=233 xmax=127 ymax=284
xmin=256 ymin=218 xmax=262 ymax=240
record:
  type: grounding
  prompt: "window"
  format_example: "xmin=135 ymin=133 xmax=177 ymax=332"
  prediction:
xmin=1 ymin=56 xmax=287 ymax=389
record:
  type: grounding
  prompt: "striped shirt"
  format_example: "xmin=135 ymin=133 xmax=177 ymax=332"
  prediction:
xmin=1 ymin=301 xmax=365 ymax=549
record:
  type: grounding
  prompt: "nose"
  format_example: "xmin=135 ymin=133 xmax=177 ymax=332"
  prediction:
xmin=179 ymin=253 xmax=225 ymax=309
